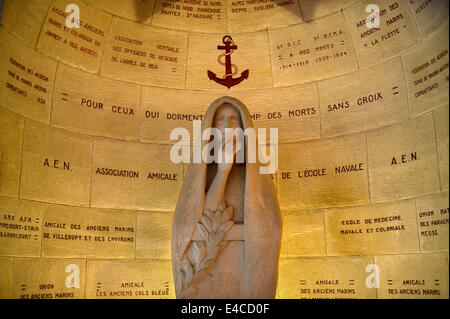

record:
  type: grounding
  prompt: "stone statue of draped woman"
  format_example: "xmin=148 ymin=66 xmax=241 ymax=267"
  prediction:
xmin=171 ymin=96 xmax=281 ymax=299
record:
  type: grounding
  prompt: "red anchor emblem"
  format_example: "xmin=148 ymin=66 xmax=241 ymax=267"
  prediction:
xmin=207 ymin=35 xmax=249 ymax=89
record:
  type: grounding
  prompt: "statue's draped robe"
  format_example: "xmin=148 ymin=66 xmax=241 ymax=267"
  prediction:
xmin=172 ymin=97 xmax=281 ymax=299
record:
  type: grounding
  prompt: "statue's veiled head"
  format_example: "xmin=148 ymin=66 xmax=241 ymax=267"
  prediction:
xmin=209 ymin=103 xmax=245 ymax=164
xmin=212 ymin=103 xmax=243 ymax=134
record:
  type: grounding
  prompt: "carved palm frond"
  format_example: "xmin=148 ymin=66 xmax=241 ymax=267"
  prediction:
xmin=179 ymin=201 xmax=234 ymax=298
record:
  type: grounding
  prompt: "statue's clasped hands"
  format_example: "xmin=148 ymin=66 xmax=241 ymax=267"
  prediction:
xmin=217 ymin=131 xmax=242 ymax=174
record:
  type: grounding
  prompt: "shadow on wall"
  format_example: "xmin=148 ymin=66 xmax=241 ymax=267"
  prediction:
xmin=134 ymin=0 xmax=156 ymax=23
xmin=132 ymin=0 xmax=311 ymax=23
xmin=285 ymin=0 xmax=312 ymax=20
xmin=0 ymin=0 xmax=4 ymax=24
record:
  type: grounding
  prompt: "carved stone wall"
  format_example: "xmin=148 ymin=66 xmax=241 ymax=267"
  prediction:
xmin=0 ymin=0 xmax=448 ymax=299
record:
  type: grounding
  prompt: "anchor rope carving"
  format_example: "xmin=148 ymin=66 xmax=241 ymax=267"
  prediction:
xmin=207 ymin=35 xmax=249 ymax=89
xmin=217 ymin=36 xmax=238 ymax=78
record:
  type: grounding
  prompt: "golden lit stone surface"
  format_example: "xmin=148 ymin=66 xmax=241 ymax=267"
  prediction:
xmin=187 ymin=31 xmax=272 ymax=90
xmin=299 ymin=0 xmax=358 ymax=21
xmin=318 ymin=57 xmax=408 ymax=137
xmin=42 ymin=204 xmax=136 ymax=258
xmin=0 ymin=257 xmax=14 ymax=298
xmin=0 ymin=28 xmax=57 ymax=124
xmin=269 ymin=12 xmax=357 ymax=87
xmin=407 ymin=0 xmax=449 ymax=38
xmin=11 ymin=258 xmax=86 ymax=299
xmin=278 ymin=133 xmax=369 ymax=209
xmin=84 ymin=0 xmax=155 ymax=23
xmin=91 ymin=138 xmax=182 ymax=211
xmin=20 ymin=120 xmax=92 ymax=206
xmin=435 ymin=105 xmax=449 ymax=191
xmin=278 ymin=256 xmax=376 ymax=299
xmin=228 ymin=0 xmax=302 ymax=32
xmin=101 ymin=17 xmax=188 ymax=88
xmin=232 ymin=84 xmax=321 ymax=143
xmin=280 ymin=209 xmax=326 ymax=257
xmin=367 ymin=113 xmax=440 ymax=203
xmin=0 ymin=0 xmax=447 ymax=300
xmin=37 ymin=0 xmax=112 ymax=74
xmin=402 ymin=23 xmax=449 ymax=116
xmin=375 ymin=253 xmax=449 ymax=299
xmin=325 ymin=200 xmax=419 ymax=255
xmin=344 ymin=0 xmax=420 ymax=67
xmin=52 ymin=64 xmax=140 ymax=141
xmin=0 ymin=196 xmax=45 ymax=257
xmin=136 ymin=211 xmax=172 ymax=259
xmin=152 ymin=0 xmax=227 ymax=33
xmin=0 ymin=108 xmax=24 ymax=197
xmin=416 ymin=192 xmax=449 ymax=252
xmin=1 ymin=0 xmax=52 ymax=47
xmin=85 ymin=259 xmax=174 ymax=299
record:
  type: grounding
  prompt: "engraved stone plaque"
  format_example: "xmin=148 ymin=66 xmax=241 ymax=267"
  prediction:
xmin=140 ymin=87 xmax=221 ymax=144
xmin=269 ymin=12 xmax=357 ymax=87
xmin=0 ymin=196 xmax=44 ymax=257
xmin=142 ymin=85 xmax=320 ymax=144
xmin=278 ymin=133 xmax=369 ymax=209
xmin=152 ymin=0 xmax=227 ymax=33
xmin=402 ymin=23 xmax=449 ymax=116
xmin=52 ymin=64 xmax=140 ymax=141
xmin=281 ymin=209 xmax=326 ymax=257
xmin=343 ymin=0 xmax=420 ymax=68
xmin=11 ymin=258 xmax=86 ymax=299
xmin=85 ymin=260 xmax=174 ymax=299
xmin=278 ymin=256 xmax=376 ymax=299
xmin=299 ymin=0 xmax=358 ymax=21
xmin=42 ymin=204 xmax=136 ymax=258
xmin=228 ymin=0 xmax=302 ymax=32
xmin=325 ymin=200 xmax=420 ymax=255
xmin=416 ymin=192 xmax=449 ymax=252
xmin=231 ymin=83 xmax=321 ymax=143
xmin=84 ymin=0 xmax=156 ymax=23
xmin=37 ymin=0 xmax=112 ymax=73
xmin=101 ymin=17 xmax=188 ymax=88
xmin=136 ymin=211 xmax=172 ymax=259
xmin=187 ymin=31 xmax=272 ymax=90
xmin=0 ymin=108 xmax=24 ymax=197
xmin=375 ymin=253 xmax=449 ymax=299
xmin=318 ymin=57 xmax=408 ymax=137
xmin=91 ymin=138 xmax=183 ymax=211
xmin=0 ymin=257 xmax=13 ymax=298
xmin=367 ymin=113 xmax=440 ymax=203
xmin=435 ymin=105 xmax=449 ymax=190
xmin=20 ymin=120 xmax=92 ymax=206
xmin=1 ymin=0 xmax=52 ymax=46
xmin=0 ymin=28 xmax=57 ymax=124
xmin=406 ymin=0 xmax=449 ymax=38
